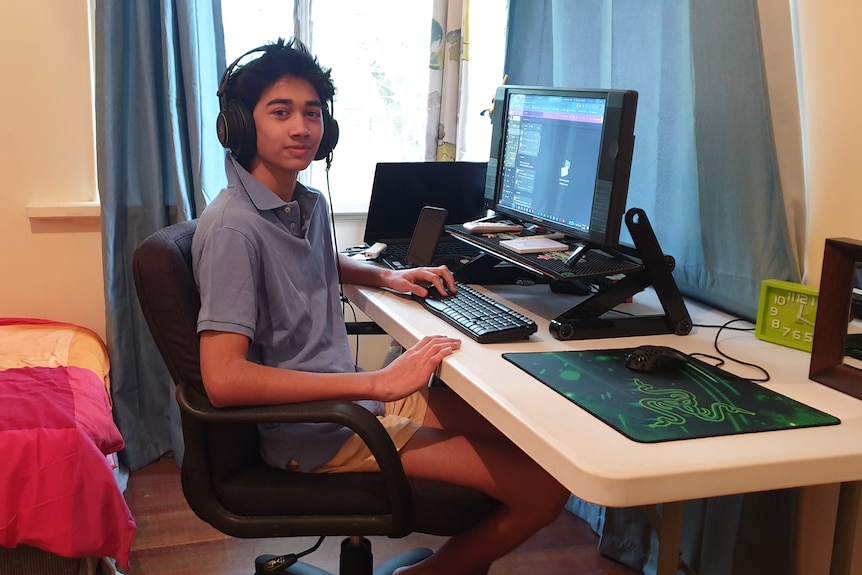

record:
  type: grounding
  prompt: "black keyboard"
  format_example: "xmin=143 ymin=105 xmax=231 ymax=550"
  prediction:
xmin=414 ymin=282 xmax=538 ymax=343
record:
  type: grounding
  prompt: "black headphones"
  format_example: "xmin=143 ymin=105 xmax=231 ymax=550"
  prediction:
xmin=216 ymin=40 xmax=339 ymax=163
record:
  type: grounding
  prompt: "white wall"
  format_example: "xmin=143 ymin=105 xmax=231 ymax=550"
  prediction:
xmin=795 ymin=0 xmax=862 ymax=287
xmin=0 ymin=0 xmax=104 ymax=338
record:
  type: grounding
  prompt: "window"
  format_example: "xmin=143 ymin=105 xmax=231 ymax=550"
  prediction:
xmin=220 ymin=0 xmax=507 ymax=213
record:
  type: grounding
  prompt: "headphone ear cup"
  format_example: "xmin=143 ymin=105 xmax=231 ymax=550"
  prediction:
xmin=218 ymin=99 xmax=257 ymax=159
xmin=314 ymin=113 xmax=339 ymax=161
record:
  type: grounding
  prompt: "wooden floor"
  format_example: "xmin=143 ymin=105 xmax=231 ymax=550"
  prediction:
xmin=123 ymin=457 xmax=639 ymax=575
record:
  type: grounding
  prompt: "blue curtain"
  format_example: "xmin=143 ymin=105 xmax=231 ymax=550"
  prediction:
xmin=95 ymin=0 xmax=226 ymax=471
xmin=506 ymin=1 xmax=799 ymax=573
xmin=505 ymin=0 xmax=798 ymax=320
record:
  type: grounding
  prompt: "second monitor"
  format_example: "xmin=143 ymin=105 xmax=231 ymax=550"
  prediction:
xmin=451 ymin=85 xmax=640 ymax=285
xmin=484 ymin=85 xmax=638 ymax=250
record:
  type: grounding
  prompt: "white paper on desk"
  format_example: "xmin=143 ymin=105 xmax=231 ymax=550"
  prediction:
xmin=499 ymin=237 xmax=569 ymax=254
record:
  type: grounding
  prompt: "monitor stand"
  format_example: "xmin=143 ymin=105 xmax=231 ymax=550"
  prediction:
xmin=549 ymin=208 xmax=693 ymax=340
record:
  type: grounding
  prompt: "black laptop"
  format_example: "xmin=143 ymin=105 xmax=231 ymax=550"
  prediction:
xmin=363 ymin=161 xmax=488 ymax=270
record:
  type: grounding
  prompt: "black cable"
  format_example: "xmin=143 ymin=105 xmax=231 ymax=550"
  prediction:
xmin=322 ymin=160 xmax=347 ymax=304
xmin=344 ymin=298 xmax=363 ymax=364
xmin=256 ymin=536 xmax=325 ymax=574
xmin=692 ymin=318 xmax=771 ymax=382
xmin=319 ymin=158 xmax=364 ymax=364
xmin=592 ymin=308 xmax=770 ymax=380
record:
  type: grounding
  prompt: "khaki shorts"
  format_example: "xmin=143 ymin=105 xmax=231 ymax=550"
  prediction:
xmin=309 ymin=387 xmax=429 ymax=474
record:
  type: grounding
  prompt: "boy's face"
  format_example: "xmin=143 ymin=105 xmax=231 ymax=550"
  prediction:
xmin=251 ymin=75 xmax=325 ymax=175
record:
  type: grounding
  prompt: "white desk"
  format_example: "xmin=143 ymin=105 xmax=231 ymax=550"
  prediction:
xmin=343 ymin=282 xmax=862 ymax=574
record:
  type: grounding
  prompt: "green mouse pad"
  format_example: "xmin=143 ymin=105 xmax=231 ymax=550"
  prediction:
xmin=503 ymin=349 xmax=840 ymax=443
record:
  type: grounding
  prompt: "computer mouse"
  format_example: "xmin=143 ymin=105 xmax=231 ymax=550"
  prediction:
xmin=417 ymin=282 xmax=452 ymax=300
xmin=624 ymin=345 xmax=690 ymax=374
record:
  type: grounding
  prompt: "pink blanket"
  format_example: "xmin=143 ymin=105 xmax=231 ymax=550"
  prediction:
xmin=0 ymin=318 xmax=135 ymax=568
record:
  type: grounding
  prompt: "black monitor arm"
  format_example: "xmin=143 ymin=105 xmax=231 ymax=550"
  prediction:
xmin=549 ymin=208 xmax=693 ymax=340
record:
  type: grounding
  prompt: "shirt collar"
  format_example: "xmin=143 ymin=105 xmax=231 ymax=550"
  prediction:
xmin=224 ymin=153 xmax=320 ymax=217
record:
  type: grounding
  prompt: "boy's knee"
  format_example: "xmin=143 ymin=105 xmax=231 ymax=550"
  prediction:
xmin=535 ymin=481 xmax=569 ymax=523
xmin=513 ymin=482 xmax=568 ymax=526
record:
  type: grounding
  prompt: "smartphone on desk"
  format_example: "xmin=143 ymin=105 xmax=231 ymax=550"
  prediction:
xmin=407 ymin=206 xmax=448 ymax=266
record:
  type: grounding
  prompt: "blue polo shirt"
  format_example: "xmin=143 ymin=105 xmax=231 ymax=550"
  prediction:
xmin=193 ymin=154 xmax=383 ymax=471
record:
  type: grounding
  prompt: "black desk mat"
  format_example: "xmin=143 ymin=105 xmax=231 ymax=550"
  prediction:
xmin=503 ymin=349 xmax=840 ymax=443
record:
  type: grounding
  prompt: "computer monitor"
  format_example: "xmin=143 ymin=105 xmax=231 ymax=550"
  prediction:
xmin=484 ymin=85 xmax=638 ymax=249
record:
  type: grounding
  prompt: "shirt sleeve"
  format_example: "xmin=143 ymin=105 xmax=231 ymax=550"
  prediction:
xmin=195 ymin=225 xmax=259 ymax=339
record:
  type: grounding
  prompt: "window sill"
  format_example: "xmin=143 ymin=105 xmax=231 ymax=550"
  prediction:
xmin=26 ymin=201 xmax=100 ymax=220
xmin=333 ymin=211 xmax=368 ymax=221
xmin=23 ymin=203 xmax=363 ymax=222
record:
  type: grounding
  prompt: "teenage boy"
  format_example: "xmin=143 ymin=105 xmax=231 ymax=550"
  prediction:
xmin=192 ymin=38 xmax=568 ymax=575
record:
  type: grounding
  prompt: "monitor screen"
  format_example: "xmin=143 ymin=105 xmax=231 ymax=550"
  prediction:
xmin=485 ymin=86 xmax=638 ymax=248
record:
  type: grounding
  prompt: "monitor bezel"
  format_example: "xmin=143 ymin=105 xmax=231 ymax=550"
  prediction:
xmin=484 ymin=85 xmax=638 ymax=249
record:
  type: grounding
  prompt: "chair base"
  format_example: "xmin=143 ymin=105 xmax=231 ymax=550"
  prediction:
xmin=285 ymin=562 xmax=331 ymax=575
xmin=257 ymin=541 xmax=432 ymax=575
xmin=372 ymin=547 xmax=433 ymax=575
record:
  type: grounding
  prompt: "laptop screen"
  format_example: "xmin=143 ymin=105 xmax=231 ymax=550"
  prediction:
xmin=363 ymin=161 xmax=488 ymax=245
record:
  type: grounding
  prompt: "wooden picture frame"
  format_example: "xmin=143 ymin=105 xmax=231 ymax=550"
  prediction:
xmin=809 ymin=237 xmax=862 ymax=399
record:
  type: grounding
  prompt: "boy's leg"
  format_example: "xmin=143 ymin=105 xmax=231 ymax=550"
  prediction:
xmin=395 ymin=388 xmax=570 ymax=575
xmin=421 ymin=386 xmax=509 ymax=439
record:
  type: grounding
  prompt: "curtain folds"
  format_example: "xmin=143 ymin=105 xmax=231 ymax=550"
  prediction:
xmin=95 ymin=0 xmax=226 ymax=471
xmin=426 ymin=0 xmax=470 ymax=161
xmin=506 ymin=1 xmax=805 ymax=573
xmin=505 ymin=0 xmax=802 ymax=320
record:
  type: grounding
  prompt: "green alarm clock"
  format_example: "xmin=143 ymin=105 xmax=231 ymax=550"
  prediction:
xmin=755 ymin=279 xmax=820 ymax=352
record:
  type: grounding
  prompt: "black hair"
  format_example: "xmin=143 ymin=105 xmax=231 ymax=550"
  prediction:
xmin=226 ymin=37 xmax=336 ymax=122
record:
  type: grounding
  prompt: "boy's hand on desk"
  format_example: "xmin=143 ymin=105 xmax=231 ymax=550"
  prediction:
xmin=373 ymin=335 xmax=461 ymax=401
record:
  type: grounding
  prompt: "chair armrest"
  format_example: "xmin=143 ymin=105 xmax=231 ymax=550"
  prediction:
xmin=175 ymin=381 xmax=411 ymax=530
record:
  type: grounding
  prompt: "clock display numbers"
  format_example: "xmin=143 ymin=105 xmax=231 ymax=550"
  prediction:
xmin=756 ymin=279 xmax=819 ymax=352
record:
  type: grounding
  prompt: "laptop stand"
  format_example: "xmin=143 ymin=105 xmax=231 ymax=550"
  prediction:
xmin=549 ymin=208 xmax=693 ymax=340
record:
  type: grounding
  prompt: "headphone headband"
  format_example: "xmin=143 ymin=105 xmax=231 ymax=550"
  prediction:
xmin=217 ymin=46 xmax=267 ymax=102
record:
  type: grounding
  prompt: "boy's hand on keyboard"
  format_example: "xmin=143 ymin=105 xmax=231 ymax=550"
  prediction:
xmin=384 ymin=264 xmax=457 ymax=298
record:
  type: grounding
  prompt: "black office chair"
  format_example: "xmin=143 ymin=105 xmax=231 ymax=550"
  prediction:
xmin=132 ymin=220 xmax=499 ymax=575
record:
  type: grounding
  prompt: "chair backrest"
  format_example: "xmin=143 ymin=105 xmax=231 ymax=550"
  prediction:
xmin=132 ymin=219 xmax=204 ymax=394
xmin=133 ymin=219 xmax=263 ymax=480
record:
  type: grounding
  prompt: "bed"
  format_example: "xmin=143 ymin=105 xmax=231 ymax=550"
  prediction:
xmin=0 ymin=318 xmax=136 ymax=574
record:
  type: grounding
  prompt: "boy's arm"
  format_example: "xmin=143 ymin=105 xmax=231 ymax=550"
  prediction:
xmin=199 ymin=329 xmax=460 ymax=408
xmin=337 ymin=253 xmax=455 ymax=297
